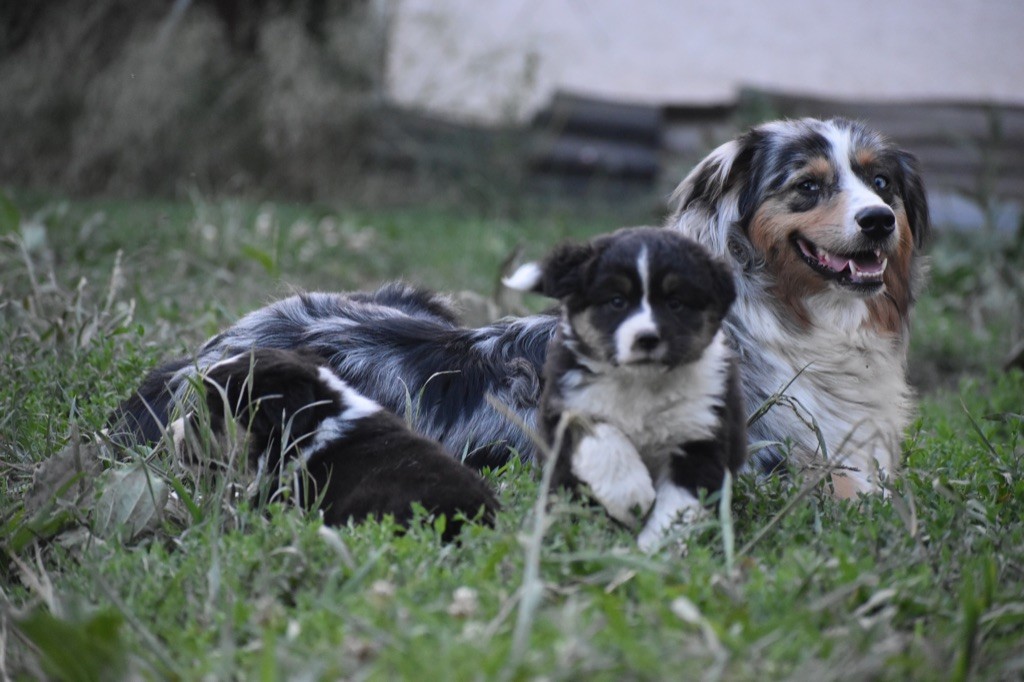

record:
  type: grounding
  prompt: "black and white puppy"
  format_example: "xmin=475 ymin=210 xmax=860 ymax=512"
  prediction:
xmin=175 ymin=348 xmax=498 ymax=540
xmin=504 ymin=227 xmax=746 ymax=550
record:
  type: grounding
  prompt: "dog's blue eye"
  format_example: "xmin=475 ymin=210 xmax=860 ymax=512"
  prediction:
xmin=873 ymin=175 xmax=890 ymax=191
xmin=608 ymin=296 xmax=627 ymax=310
xmin=797 ymin=179 xmax=820 ymax=193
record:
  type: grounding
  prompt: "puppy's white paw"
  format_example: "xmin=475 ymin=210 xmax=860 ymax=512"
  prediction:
xmin=637 ymin=481 xmax=702 ymax=553
xmin=571 ymin=423 xmax=654 ymax=526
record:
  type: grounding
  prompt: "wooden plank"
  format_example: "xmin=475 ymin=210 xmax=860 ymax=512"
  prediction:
xmin=533 ymin=91 xmax=662 ymax=146
xmin=528 ymin=132 xmax=660 ymax=179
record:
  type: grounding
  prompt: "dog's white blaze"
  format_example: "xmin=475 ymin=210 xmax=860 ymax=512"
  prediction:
xmin=502 ymin=262 xmax=543 ymax=292
xmin=303 ymin=367 xmax=382 ymax=460
xmin=637 ymin=480 xmax=702 ymax=553
xmin=825 ymin=123 xmax=894 ymax=241
xmin=614 ymin=247 xmax=659 ymax=364
xmin=570 ymin=422 xmax=655 ymax=525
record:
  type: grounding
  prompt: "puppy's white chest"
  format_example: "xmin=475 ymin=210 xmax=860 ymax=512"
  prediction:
xmin=561 ymin=333 xmax=730 ymax=456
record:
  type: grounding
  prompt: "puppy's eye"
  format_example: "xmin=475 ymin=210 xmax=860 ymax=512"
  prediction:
xmin=666 ymin=297 xmax=686 ymax=311
xmin=607 ymin=296 xmax=628 ymax=310
xmin=796 ymin=179 xmax=821 ymax=194
xmin=873 ymin=174 xmax=890 ymax=191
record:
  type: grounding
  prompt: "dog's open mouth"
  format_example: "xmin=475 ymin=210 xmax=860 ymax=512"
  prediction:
xmin=795 ymin=236 xmax=888 ymax=289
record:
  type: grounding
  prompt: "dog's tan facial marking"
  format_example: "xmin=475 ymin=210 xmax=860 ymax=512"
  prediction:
xmin=749 ymin=196 xmax=847 ymax=326
xmin=570 ymin=311 xmax=609 ymax=361
xmin=865 ymin=204 xmax=915 ymax=336
xmin=855 ymin=148 xmax=878 ymax=170
xmin=803 ymin=157 xmax=834 ymax=182
xmin=661 ymin=272 xmax=682 ymax=294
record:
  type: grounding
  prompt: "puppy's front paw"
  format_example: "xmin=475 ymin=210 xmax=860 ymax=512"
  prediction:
xmin=637 ymin=482 xmax=702 ymax=553
xmin=571 ymin=423 xmax=654 ymax=527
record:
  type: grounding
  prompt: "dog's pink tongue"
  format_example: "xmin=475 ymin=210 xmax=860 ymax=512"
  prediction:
xmin=821 ymin=251 xmax=851 ymax=273
xmin=852 ymin=253 xmax=885 ymax=274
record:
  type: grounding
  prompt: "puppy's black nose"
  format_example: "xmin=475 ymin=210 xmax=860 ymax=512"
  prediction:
xmin=856 ymin=206 xmax=896 ymax=240
xmin=634 ymin=332 xmax=661 ymax=352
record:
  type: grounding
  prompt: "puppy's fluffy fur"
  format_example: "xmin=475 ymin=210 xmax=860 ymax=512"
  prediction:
xmin=505 ymin=227 xmax=746 ymax=550
xmin=176 ymin=348 xmax=498 ymax=538
xmin=113 ymin=117 xmax=928 ymax=505
xmin=667 ymin=117 xmax=930 ymax=496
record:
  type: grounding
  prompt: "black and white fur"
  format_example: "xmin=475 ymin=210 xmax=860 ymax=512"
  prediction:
xmin=112 ymin=282 xmax=554 ymax=469
xmin=112 ymin=118 xmax=928 ymax=513
xmin=174 ymin=347 xmax=498 ymax=539
xmin=504 ymin=227 xmax=746 ymax=550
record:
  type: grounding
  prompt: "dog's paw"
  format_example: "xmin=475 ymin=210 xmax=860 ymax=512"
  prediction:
xmin=637 ymin=481 xmax=702 ymax=553
xmin=571 ymin=423 xmax=655 ymax=527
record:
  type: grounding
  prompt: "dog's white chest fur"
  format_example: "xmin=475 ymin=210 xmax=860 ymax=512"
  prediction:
xmin=561 ymin=331 xmax=731 ymax=467
xmin=737 ymin=293 xmax=912 ymax=492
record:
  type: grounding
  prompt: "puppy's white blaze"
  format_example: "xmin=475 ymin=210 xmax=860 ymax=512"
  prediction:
xmin=637 ymin=480 xmax=702 ymax=553
xmin=303 ymin=367 xmax=381 ymax=460
xmin=502 ymin=262 xmax=543 ymax=292
xmin=571 ymin=422 xmax=655 ymax=525
xmin=614 ymin=247 xmax=658 ymax=364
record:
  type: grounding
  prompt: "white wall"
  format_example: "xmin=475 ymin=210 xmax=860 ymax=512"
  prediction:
xmin=386 ymin=0 xmax=1024 ymax=124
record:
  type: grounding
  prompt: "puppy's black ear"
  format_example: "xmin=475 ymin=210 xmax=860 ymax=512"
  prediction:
xmin=202 ymin=352 xmax=324 ymax=453
xmin=503 ymin=241 xmax=597 ymax=300
xmin=895 ymin=149 xmax=930 ymax=249
xmin=539 ymin=241 xmax=598 ymax=299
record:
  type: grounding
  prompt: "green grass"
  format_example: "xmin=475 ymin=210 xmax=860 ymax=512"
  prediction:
xmin=2 ymin=192 xmax=1023 ymax=680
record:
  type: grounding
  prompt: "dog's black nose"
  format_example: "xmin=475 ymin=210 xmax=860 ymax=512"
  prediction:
xmin=856 ymin=206 xmax=896 ymax=240
xmin=634 ymin=332 xmax=661 ymax=352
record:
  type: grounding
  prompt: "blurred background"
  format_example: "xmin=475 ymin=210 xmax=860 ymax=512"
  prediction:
xmin=2 ymin=0 xmax=1022 ymax=225
xmin=1 ymin=0 xmax=1023 ymax=386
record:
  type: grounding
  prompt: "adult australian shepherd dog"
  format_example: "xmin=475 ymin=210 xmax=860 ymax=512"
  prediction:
xmin=112 ymin=117 xmax=928 ymax=518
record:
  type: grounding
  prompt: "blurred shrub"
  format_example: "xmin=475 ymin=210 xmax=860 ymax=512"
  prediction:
xmin=0 ymin=0 xmax=390 ymax=198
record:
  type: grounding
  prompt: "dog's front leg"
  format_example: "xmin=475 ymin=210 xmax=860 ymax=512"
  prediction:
xmin=570 ymin=422 xmax=655 ymax=527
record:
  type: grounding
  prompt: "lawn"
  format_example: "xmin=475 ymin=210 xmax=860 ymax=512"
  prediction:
xmin=1 ymin=190 xmax=1022 ymax=680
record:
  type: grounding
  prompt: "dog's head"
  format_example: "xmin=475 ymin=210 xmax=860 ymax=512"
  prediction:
xmin=504 ymin=227 xmax=735 ymax=367
xmin=667 ymin=118 xmax=929 ymax=333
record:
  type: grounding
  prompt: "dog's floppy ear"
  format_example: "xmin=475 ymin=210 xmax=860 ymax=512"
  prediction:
xmin=895 ymin=149 xmax=930 ymax=250
xmin=667 ymin=129 xmax=765 ymax=272
xmin=670 ymin=129 xmax=762 ymax=217
xmin=503 ymin=241 xmax=597 ymax=300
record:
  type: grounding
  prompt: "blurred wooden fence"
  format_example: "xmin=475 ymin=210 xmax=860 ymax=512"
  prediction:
xmin=523 ymin=89 xmax=1024 ymax=204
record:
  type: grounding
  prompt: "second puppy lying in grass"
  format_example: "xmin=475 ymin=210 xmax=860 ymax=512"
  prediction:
xmin=505 ymin=227 xmax=746 ymax=551
xmin=172 ymin=348 xmax=498 ymax=540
